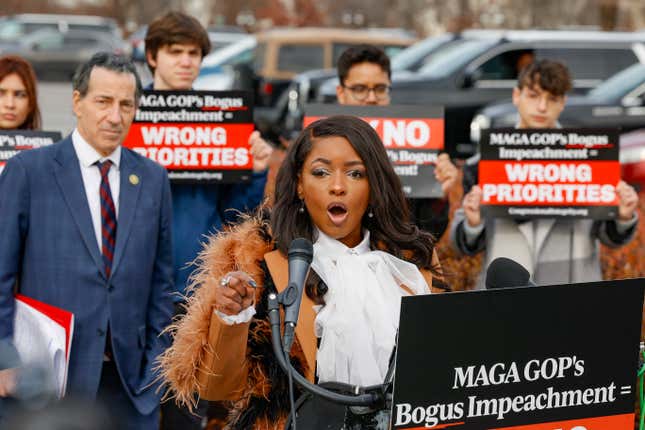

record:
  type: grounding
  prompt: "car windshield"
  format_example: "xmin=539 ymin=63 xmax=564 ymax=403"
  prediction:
xmin=0 ymin=21 xmax=59 ymax=40
xmin=416 ymin=38 xmax=498 ymax=79
xmin=68 ymin=24 xmax=114 ymax=33
xmin=21 ymin=28 xmax=62 ymax=45
xmin=200 ymin=36 xmax=256 ymax=68
xmin=391 ymin=34 xmax=453 ymax=72
xmin=0 ymin=21 xmax=22 ymax=40
xmin=587 ymin=63 xmax=645 ymax=102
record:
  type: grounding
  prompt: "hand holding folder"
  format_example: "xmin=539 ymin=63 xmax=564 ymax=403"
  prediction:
xmin=12 ymin=294 xmax=74 ymax=398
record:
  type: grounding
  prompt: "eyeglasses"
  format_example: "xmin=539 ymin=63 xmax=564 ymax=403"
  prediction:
xmin=342 ymin=84 xmax=391 ymax=101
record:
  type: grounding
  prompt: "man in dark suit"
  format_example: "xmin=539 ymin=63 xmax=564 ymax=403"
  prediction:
xmin=0 ymin=52 xmax=174 ymax=429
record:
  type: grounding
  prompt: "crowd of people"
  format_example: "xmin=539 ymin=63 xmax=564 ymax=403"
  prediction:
xmin=0 ymin=10 xmax=641 ymax=430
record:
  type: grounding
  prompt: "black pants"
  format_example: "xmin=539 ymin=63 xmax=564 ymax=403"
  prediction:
xmin=96 ymin=360 xmax=159 ymax=430
xmin=160 ymin=302 xmax=208 ymax=430
xmin=161 ymin=398 xmax=207 ymax=429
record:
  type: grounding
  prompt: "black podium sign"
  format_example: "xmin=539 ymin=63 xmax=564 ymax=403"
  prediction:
xmin=391 ymin=279 xmax=644 ymax=429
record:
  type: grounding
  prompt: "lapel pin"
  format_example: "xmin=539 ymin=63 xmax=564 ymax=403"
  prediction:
xmin=129 ymin=174 xmax=139 ymax=185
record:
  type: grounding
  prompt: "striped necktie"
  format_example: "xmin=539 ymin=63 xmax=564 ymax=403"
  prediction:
xmin=96 ymin=160 xmax=117 ymax=278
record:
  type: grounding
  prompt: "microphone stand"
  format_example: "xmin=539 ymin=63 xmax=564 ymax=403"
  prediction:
xmin=267 ymin=292 xmax=386 ymax=407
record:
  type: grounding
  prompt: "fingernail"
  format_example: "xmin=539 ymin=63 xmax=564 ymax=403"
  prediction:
xmin=248 ymin=279 xmax=257 ymax=288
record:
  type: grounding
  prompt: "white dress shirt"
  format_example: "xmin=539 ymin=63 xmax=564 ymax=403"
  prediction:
xmin=71 ymin=129 xmax=121 ymax=253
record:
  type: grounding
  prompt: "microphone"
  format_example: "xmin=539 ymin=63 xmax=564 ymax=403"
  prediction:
xmin=485 ymin=257 xmax=536 ymax=289
xmin=281 ymin=238 xmax=314 ymax=354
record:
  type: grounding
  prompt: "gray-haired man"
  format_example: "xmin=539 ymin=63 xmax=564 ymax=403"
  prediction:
xmin=0 ymin=52 xmax=174 ymax=429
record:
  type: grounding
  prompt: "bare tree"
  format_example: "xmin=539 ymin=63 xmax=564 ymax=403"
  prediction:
xmin=293 ymin=0 xmax=325 ymax=26
xmin=2 ymin=0 xmax=643 ymax=34
xmin=598 ymin=0 xmax=619 ymax=30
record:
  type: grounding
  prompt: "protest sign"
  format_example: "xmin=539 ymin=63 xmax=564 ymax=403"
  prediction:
xmin=479 ymin=128 xmax=620 ymax=218
xmin=0 ymin=130 xmax=61 ymax=174
xmin=123 ymin=90 xmax=254 ymax=183
xmin=304 ymin=104 xmax=444 ymax=198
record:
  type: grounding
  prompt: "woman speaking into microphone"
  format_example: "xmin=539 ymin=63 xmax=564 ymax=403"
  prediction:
xmin=158 ymin=115 xmax=445 ymax=429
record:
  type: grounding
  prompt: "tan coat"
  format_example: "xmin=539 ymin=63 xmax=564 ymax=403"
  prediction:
xmin=158 ymin=216 xmax=440 ymax=427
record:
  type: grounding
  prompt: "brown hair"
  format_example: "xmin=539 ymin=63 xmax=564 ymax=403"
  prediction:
xmin=144 ymin=11 xmax=211 ymax=74
xmin=271 ymin=115 xmax=437 ymax=268
xmin=517 ymin=59 xmax=572 ymax=97
xmin=337 ymin=44 xmax=391 ymax=85
xmin=271 ymin=115 xmax=442 ymax=303
xmin=0 ymin=55 xmax=41 ymax=130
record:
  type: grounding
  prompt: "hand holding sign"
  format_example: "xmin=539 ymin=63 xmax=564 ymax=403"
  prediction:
xmin=463 ymin=185 xmax=483 ymax=228
xmin=616 ymin=180 xmax=638 ymax=221
xmin=249 ymin=131 xmax=273 ymax=173
xmin=478 ymin=129 xmax=621 ymax=219
xmin=435 ymin=153 xmax=459 ymax=194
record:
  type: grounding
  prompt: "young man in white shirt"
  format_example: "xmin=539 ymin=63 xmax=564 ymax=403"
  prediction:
xmin=448 ymin=60 xmax=639 ymax=287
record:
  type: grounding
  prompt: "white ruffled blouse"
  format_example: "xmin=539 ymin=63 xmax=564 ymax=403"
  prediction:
xmin=311 ymin=229 xmax=430 ymax=387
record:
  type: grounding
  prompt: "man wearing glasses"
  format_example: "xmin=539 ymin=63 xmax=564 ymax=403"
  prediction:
xmin=335 ymin=45 xmax=450 ymax=239
xmin=336 ymin=45 xmax=391 ymax=106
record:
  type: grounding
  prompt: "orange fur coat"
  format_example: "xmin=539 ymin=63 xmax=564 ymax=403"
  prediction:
xmin=157 ymin=215 xmax=309 ymax=429
xmin=157 ymin=214 xmax=439 ymax=429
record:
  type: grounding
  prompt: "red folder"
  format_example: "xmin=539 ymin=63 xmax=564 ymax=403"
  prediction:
xmin=13 ymin=294 xmax=74 ymax=397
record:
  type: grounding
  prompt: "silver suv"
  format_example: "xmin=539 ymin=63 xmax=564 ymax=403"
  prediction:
xmin=0 ymin=14 xmax=122 ymax=41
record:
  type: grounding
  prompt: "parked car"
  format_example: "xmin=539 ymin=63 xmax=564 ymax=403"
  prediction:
xmin=297 ymin=32 xmax=462 ymax=104
xmin=0 ymin=13 xmax=122 ymax=41
xmin=317 ymin=29 xmax=645 ymax=157
xmin=252 ymin=27 xmax=415 ymax=108
xmin=192 ymin=35 xmax=257 ymax=91
xmin=274 ymin=32 xmax=463 ymax=139
xmin=195 ymin=27 xmax=415 ymax=101
xmin=470 ymin=60 xmax=645 ymax=142
xmin=206 ymin=25 xmax=248 ymax=51
xmin=0 ymin=28 xmax=128 ymax=80
xmin=194 ymin=27 xmax=415 ymax=140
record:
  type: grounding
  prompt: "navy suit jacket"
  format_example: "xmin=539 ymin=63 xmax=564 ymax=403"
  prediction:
xmin=0 ymin=136 xmax=174 ymax=414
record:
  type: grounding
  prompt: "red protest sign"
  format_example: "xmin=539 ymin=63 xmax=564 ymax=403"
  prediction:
xmin=304 ymin=116 xmax=444 ymax=151
xmin=479 ymin=128 xmax=620 ymax=219
xmin=124 ymin=123 xmax=254 ymax=170
xmin=123 ymin=90 xmax=254 ymax=183
xmin=303 ymin=104 xmax=445 ymax=198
